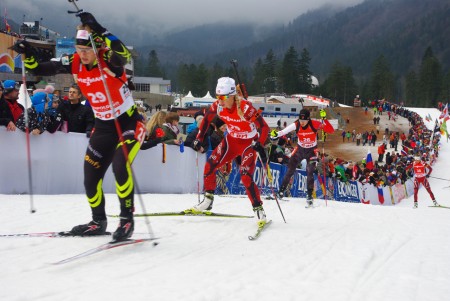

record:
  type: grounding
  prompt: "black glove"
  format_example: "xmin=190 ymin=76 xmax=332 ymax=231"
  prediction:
xmin=252 ymin=141 xmax=267 ymax=165
xmin=10 ymin=40 xmax=35 ymax=56
xmin=192 ymin=139 xmax=202 ymax=151
xmin=86 ymin=130 xmax=92 ymax=138
xmin=77 ymin=12 xmax=106 ymax=34
xmin=426 ymin=174 xmax=430 ymax=178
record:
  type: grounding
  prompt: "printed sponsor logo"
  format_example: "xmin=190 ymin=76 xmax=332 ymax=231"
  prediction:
xmin=337 ymin=181 xmax=358 ymax=197
xmin=241 ymin=152 xmax=254 ymax=165
xmin=77 ymin=75 xmax=108 ymax=87
xmin=85 ymin=155 xmax=101 ymax=169
xmin=88 ymin=144 xmax=102 ymax=158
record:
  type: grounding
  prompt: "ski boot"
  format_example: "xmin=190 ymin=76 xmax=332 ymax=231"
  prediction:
xmin=191 ymin=190 xmax=214 ymax=213
xmin=413 ymin=202 xmax=418 ymax=209
xmin=112 ymin=217 xmax=134 ymax=242
xmin=253 ymin=205 xmax=267 ymax=227
xmin=70 ymin=219 xmax=107 ymax=236
xmin=433 ymin=200 xmax=439 ymax=207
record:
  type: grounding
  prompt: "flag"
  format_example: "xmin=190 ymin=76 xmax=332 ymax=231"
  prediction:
xmin=366 ymin=149 xmax=374 ymax=170
xmin=440 ymin=120 xmax=449 ymax=138
xmin=439 ymin=103 xmax=448 ymax=119
xmin=401 ymin=148 xmax=408 ymax=156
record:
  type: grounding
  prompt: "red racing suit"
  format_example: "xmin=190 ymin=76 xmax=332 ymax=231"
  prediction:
xmin=196 ymin=99 xmax=269 ymax=207
xmin=407 ymin=161 xmax=435 ymax=202
xmin=277 ymin=118 xmax=334 ymax=196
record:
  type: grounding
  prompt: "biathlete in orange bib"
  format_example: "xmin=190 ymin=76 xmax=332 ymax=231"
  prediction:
xmin=272 ymin=108 xmax=334 ymax=207
xmin=407 ymin=156 xmax=439 ymax=208
xmin=13 ymin=12 xmax=146 ymax=241
xmin=190 ymin=77 xmax=270 ymax=226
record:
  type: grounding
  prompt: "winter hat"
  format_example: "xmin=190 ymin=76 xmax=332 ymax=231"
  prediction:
xmin=32 ymin=92 xmax=53 ymax=113
xmin=216 ymin=77 xmax=236 ymax=96
xmin=299 ymin=108 xmax=310 ymax=120
xmin=76 ymin=29 xmax=103 ymax=48
xmin=3 ymin=80 xmax=19 ymax=93
xmin=194 ymin=110 xmax=205 ymax=123
xmin=33 ymin=85 xmax=55 ymax=95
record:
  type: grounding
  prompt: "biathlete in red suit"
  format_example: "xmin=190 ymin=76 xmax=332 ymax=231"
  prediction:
xmin=407 ymin=156 xmax=438 ymax=208
xmin=190 ymin=77 xmax=270 ymax=226
xmin=274 ymin=108 xmax=334 ymax=206
xmin=14 ymin=12 xmax=146 ymax=241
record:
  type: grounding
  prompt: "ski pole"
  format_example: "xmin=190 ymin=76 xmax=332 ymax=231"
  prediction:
xmin=256 ymin=151 xmax=286 ymax=223
xmin=195 ymin=150 xmax=201 ymax=203
xmin=21 ymin=55 xmax=36 ymax=214
xmin=67 ymin=0 xmax=83 ymax=14
xmin=230 ymin=59 xmax=248 ymax=99
xmin=429 ymin=175 xmax=450 ymax=181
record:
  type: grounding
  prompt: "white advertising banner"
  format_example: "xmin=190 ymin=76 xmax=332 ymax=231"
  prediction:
xmin=0 ymin=131 xmax=205 ymax=194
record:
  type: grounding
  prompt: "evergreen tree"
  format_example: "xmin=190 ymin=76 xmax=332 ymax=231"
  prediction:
xmin=439 ymin=71 xmax=450 ymax=103
xmin=176 ymin=63 xmax=191 ymax=95
xmin=322 ymin=62 xmax=354 ymax=105
xmin=370 ymin=55 xmax=395 ymax=101
xmin=263 ymin=49 xmax=278 ymax=93
xmin=209 ymin=63 xmax=225 ymax=95
xmin=405 ymin=71 xmax=419 ymax=106
xmin=298 ymin=48 xmax=313 ymax=94
xmin=147 ymin=50 xmax=165 ymax=77
xmin=280 ymin=46 xmax=300 ymax=95
xmin=192 ymin=63 xmax=209 ymax=97
xmin=251 ymin=58 xmax=265 ymax=94
xmin=419 ymin=47 xmax=442 ymax=107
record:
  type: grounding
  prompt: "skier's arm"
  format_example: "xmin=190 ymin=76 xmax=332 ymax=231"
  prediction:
xmin=11 ymin=40 xmax=71 ymax=76
xmin=277 ymin=122 xmax=297 ymax=137
xmin=78 ymin=12 xmax=131 ymax=68
xmin=196 ymin=103 xmax=218 ymax=142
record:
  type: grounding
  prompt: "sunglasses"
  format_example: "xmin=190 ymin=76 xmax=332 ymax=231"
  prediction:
xmin=216 ymin=94 xmax=231 ymax=100
xmin=75 ymin=46 xmax=94 ymax=53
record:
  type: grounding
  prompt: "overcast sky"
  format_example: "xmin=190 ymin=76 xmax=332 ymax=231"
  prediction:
xmin=2 ymin=0 xmax=363 ymax=36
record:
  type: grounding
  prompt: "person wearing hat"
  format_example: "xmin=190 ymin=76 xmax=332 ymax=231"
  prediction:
xmin=12 ymin=12 xmax=144 ymax=241
xmin=15 ymin=92 xmax=58 ymax=135
xmin=186 ymin=109 xmax=205 ymax=134
xmin=0 ymin=80 xmax=24 ymax=131
xmin=190 ymin=77 xmax=270 ymax=226
xmin=406 ymin=156 xmax=438 ymax=208
xmin=271 ymin=108 xmax=334 ymax=207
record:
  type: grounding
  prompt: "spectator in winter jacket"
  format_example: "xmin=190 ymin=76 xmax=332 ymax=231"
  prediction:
xmin=141 ymin=111 xmax=166 ymax=150
xmin=161 ymin=111 xmax=181 ymax=145
xmin=186 ymin=110 xmax=204 ymax=134
xmin=377 ymin=143 xmax=386 ymax=162
xmin=59 ymin=84 xmax=94 ymax=136
xmin=16 ymin=92 xmax=59 ymax=135
xmin=0 ymin=80 xmax=23 ymax=131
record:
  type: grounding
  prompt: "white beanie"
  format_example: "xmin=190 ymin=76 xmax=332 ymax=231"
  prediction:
xmin=216 ymin=77 xmax=236 ymax=96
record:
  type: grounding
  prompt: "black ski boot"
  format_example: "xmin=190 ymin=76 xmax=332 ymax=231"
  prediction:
xmin=112 ymin=217 xmax=134 ymax=242
xmin=70 ymin=220 xmax=107 ymax=236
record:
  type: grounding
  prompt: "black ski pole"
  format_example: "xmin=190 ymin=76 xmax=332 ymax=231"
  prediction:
xmin=67 ymin=0 xmax=83 ymax=14
xmin=230 ymin=59 xmax=248 ymax=99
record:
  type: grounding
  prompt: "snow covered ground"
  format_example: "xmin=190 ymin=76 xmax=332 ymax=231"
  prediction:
xmin=2 ymin=108 xmax=450 ymax=301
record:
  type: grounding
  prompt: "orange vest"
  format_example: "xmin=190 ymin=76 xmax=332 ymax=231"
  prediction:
xmin=73 ymin=51 xmax=134 ymax=120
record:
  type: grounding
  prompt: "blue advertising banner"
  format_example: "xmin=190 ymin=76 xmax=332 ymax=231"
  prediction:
xmin=215 ymin=159 xmax=360 ymax=203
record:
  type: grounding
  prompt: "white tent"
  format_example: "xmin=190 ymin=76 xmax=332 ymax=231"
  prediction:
xmin=185 ymin=91 xmax=194 ymax=98
xmin=202 ymin=91 xmax=213 ymax=99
